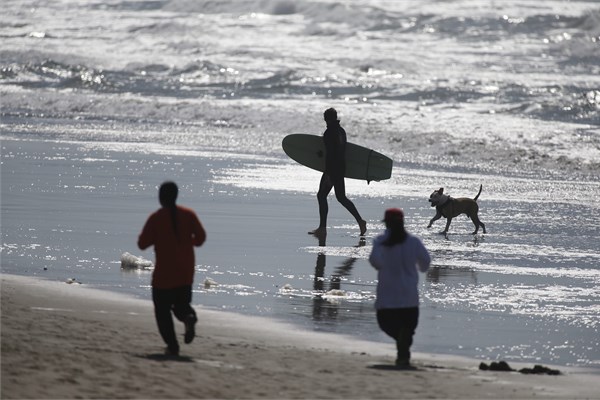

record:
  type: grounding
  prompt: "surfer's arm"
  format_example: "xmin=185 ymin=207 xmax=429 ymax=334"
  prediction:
xmin=323 ymin=128 xmax=345 ymax=174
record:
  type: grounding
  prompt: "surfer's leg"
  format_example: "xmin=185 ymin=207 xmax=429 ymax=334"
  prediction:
xmin=332 ymin=177 xmax=367 ymax=235
xmin=310 ymin=174 xmax=333 ymax=234
xmin=152 ymin=287 xmax=179 ymax=355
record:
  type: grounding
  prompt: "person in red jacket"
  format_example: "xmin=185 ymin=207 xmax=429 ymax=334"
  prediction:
xmin=138 ymin=181 xmax=207 ymax=356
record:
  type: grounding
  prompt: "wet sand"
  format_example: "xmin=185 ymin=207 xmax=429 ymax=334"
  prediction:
xmin=2 ymin=274 xmax=598 ymax=399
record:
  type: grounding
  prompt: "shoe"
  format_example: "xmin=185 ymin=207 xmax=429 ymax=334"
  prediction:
xmin=184 ymin=314 xmax=196 ymax=344
xmin=165 ymin=345 xmax=179 ymax=357
xmin=395 ymin=358 xmax=411 ymax=369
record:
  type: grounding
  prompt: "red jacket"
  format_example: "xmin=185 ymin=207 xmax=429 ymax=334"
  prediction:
xmin=138 ymin=205 xmax=206 ymax=289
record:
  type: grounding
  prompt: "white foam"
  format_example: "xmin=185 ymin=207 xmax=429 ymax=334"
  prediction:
xmin=120 ymin=252 xmax=154 ymax=270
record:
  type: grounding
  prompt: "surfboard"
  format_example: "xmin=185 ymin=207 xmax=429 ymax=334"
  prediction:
xmin=282 ymin=134 xmax=393 ymax=182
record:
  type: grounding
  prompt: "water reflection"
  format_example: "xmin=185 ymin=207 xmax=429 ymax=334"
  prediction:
xmin=426 ymin=265 xmax=478 ymax=284
xmin=426 ymin=236 xmax=481 ymax=284
xmin=311 ymin=233 xmax=366 ymax=321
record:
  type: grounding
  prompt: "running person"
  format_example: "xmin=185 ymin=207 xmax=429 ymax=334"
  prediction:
xmin=138 ymin=181 xmax=207 ymax=356
xmin=369 ymin=208 xmax=430 ymax=368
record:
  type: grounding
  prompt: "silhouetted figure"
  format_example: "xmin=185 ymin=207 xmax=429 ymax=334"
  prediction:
xmin=312 ymin=235 xmax=364 ymax=321
xmin=138 ymin=181 xmax=207 ymax=356
xmin=309 ymin=108 xmax=367 ymax=237
xmin=369 ymin=208 xmax=430 ymax=368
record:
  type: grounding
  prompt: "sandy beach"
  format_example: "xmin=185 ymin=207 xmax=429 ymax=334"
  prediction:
xmin=1 ymin=274 xmax=598 ymax=399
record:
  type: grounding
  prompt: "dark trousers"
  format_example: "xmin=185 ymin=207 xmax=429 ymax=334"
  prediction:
xmin=317 ymin=173 xmax=362 ymax=228
xmin=152 ymin=285 xmax=196 ymax=353
xmin=377 ymin=307 xmax=419 ymax=361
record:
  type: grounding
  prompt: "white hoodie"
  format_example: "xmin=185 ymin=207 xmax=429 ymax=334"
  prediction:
xmin=369 ymin=230 xmax=431 ymax=310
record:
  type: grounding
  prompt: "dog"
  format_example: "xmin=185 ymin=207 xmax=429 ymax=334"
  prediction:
xmin=427 ymin=184 xmax=486 ymax=236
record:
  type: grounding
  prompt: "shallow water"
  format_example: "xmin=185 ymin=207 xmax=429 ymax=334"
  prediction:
xmin=2 ymin=137 xmax=599 ymax=369
xmin=2 ymin=0 xmax=600 ymax=369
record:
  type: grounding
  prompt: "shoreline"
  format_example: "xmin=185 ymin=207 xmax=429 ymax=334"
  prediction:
xmin=2 ymin=134 xmax=599 ymax=374
xmin=2 ymin=273 xmax=599 ymax=399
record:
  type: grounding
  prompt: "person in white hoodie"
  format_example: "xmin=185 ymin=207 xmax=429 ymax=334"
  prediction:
xmin=369 ymin=208 xmax=431 ymax=368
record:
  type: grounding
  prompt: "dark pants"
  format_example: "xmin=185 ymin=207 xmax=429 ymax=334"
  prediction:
xmin=317 ymin=173 xmax=362 ymax=228
xmin=377 ymin=307 xmax=419 ymax=361
xmin=152 ymin=285 xmax=196 ymax=353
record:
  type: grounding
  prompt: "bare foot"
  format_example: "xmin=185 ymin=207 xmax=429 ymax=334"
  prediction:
xmin=359 ymin=220 xmax=367 ymax=236
xmin=308 ymin=227 xmax=327 ymax=237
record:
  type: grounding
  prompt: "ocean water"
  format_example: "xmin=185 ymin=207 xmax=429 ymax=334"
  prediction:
xmin=1 ymin=0 xmax=599 ymax=369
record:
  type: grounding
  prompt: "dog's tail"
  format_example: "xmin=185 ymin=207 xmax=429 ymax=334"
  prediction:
xmin=474 ymin=184 xmax=483 ymax=201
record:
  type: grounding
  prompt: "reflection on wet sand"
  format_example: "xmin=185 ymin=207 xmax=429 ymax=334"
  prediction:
xmin=311 ymin=233 xmax=366 ymax=320
xmin=426 ymin=237 xmax=481 ymax=284
xmin=426 ymin=266 xmax=478 ymax=285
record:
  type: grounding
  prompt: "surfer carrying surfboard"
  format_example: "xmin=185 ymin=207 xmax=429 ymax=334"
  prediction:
xmin=309 ymin=108 xmax=367 ymax=237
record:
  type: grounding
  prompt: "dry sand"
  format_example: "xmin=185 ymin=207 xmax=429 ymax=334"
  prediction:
xmin=1 ymin=274 xmax=598 ymax=399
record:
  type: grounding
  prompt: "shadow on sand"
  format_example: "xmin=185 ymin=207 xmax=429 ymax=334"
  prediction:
xmin=138 ymin=353 xmax=195 ymax=363
xmin=368 ymin=364 xmax=419 ymax=371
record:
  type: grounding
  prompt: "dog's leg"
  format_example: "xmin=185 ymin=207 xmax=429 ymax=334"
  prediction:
xmin=470 ymin=215 xmax=486 ymax=234
xmin=470 ymin=217 xmax=479 ymax=234
xmin=443 ymin=218 xmax=452 ymax=234
xmin=427 ymin=212 xmax=442 ymax=228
